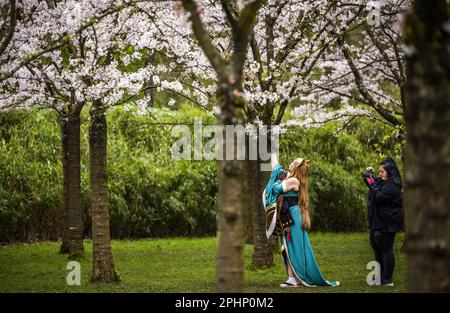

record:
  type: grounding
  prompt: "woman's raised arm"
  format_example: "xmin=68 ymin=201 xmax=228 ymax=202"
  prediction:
xmin=271 ymin=151 xmax=278 ymax=169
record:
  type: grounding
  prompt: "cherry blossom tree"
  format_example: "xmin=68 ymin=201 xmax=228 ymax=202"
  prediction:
xmin=292 ymin=0 xmax=411 ymax=250
xmin=146 ymin=0 xmax=371 ymax=270
xmin=124 ymin=0 xmax=215 ymax=111
xmin=179 ymin=0 xmax=263 ymax=292
xmin=141 ymin=0 xmax=379 ymax=270
xmin=238 ymin=0 xmax=368 ymax=267
xmin=0 ymin=0 xmax=118 ymax=256
xmin=1 ymin=0 xmax=427 ymax=288
xmin=296 ymin=0 xmax=409 ymax=146
xmin=0 ymin=0 xmax=65 ymax=85
xmin=0 ymin=0 xmax=173 ymax=281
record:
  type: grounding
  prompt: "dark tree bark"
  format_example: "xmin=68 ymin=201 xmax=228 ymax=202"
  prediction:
xmin=252 ymin=153 xmax=273 ymax=268
xmin=404 ymin=0 xmax=450 ymax=292
xmin=144 ymin=50 xmax=155 ymax=108
xmin=400 ymin=143 xmax=407 ymax=252
xmin=243 ymin=157 xmax=256 ymax=245
xmin=89 ymin=101 xmax=118 ymax=282
xmin=242 ymin=131 xmax=261 ymax=246
xmin=60 ymin=110 xmax=84 ymax=256
xmin=0 ymin=0 xmax=17 ymax=59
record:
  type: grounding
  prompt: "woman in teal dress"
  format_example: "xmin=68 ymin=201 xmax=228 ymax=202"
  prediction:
xmin=264 ymin=152 xmax=339 ymax=288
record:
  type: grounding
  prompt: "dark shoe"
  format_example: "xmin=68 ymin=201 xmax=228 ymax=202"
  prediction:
xmin=381 ymin=278 xmax=394 ymax=286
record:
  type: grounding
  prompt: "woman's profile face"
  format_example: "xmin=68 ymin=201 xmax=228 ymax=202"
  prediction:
xmin=379 ymin=165 xmax=389 ymax=181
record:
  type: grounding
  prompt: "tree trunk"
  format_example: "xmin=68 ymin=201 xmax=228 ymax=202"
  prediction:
xmin=242 ymin=130 xmax=275 ymax=267
xmin=60 ymin=111 xmax=84 ymax=256
xmin=216 ymin=135 xmax=246 ymax=292
xmin=252 ymin=153 xmax=273 ymax=268
xmin=404 ymin=0 xmax=450 ymax=292
xmin=89 ymin=103 xmax=118 ymax=282
xmin=243 ymin=158 xmax=256 ymax=245
xmin=216 ymin=81 xmax=248 ymax=292
xmin=179 ymin=0 xmax=261 ymax=293
xmin=400 ymin=142 xmax=407 ymax=253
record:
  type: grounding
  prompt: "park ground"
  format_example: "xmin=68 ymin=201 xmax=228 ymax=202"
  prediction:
xmin=0 ymin=232 xmax=406 ymax=293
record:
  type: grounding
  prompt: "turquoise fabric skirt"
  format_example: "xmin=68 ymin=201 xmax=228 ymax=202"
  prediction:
xmin=279 ymin=205 xmax=339 ymax=287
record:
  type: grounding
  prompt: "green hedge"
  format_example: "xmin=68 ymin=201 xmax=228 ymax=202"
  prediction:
xmin=0 ymin=107 xmax=218 ymax=242
xmin=0 ymin=106 xmax=400 ymax=242
xmin=308 ymin=160 xmax=367 ymax=232
xmin=0 ymin=110 xmax=63 ymax=242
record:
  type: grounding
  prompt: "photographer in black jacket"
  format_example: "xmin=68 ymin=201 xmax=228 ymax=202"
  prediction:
xmin=362 ymin=157 xmax=403 ymax=286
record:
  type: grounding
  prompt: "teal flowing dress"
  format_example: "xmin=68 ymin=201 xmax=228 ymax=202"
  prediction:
xmin=264 ymin=163 xmax=339 ymax=287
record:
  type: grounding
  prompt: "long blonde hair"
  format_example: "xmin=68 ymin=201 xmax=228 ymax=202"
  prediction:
xmin=289 ymin=158 xmax=311 ymax=230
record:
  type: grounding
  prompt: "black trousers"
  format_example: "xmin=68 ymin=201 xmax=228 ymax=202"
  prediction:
xmin=369 ymin=231 xmax=396 ymax=283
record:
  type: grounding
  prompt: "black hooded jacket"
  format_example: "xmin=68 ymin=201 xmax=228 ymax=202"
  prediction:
xmin=365 ymin=159 xmax=404 ymax=232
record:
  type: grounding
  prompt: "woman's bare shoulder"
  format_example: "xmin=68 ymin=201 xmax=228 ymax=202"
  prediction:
xmin=285 ymin=177 xmax=300 ymax=191
xmin=286 ymin=177 xmax=299 ymax=184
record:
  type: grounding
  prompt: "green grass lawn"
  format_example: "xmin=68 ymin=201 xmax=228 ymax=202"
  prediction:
xmin=0 ymin=232 xmax=406 ymax=293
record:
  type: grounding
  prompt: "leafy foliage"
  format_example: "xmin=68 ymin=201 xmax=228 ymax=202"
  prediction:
xmin=0 ymin=106 xmax=401 ymax=242
xmin=0 ymin=106 xmax=218 ymax=242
